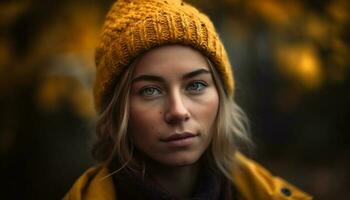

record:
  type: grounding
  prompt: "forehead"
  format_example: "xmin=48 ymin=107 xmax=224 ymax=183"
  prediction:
xmin=133 ymin=45 xmax=209 ymax=76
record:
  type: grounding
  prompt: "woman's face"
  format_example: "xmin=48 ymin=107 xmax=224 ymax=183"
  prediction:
xmin=128 ymin=45 xmax=219 ymax=167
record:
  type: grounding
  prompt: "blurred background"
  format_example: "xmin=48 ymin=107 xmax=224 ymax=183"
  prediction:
xmin=0 ymin=0 xmax=349 ymax=199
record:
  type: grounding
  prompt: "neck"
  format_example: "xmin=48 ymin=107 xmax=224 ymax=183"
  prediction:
xmin=148 ymin=161 xmax=201 ymax=198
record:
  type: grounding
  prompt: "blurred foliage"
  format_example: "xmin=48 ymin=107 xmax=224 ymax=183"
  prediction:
xmin=0 ymin=0 xmax=349 ymax=199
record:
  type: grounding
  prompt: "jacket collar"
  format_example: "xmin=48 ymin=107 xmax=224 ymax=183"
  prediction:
xmin=232 ymin=152 xmax=313 ymax=200
xmin=64 ymin=152 xmax=313 ymax=200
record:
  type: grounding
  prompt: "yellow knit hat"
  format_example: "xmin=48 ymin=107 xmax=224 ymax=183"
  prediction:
xmin=94 ymin=0 xmax=234 ymax=112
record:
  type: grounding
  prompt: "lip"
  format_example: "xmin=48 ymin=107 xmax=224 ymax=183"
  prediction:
xmin=160 ymin=132 xmax=199 ymax=147
xmin=161 ymin=132 xmax=198 ymax=142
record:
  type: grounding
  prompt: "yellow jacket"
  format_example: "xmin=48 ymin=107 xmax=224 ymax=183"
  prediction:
xmin=64 ymin=153 xmax=312 ymax=200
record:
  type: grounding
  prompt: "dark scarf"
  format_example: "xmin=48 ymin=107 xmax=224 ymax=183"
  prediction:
xmin=111 ymin=161 xmax=237 ymax=200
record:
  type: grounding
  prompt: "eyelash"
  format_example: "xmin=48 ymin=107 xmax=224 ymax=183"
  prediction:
xmin=138 ymin=81 xmax=208 ymax=97
xmin=186 ymin=81 xmax=208 ymax=93
xmin=139 ymin=86 xmax=162 ymax=97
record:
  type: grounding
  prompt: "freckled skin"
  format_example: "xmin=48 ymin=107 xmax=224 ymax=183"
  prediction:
xmin=128 ymin=45 xmax=219 ymax=167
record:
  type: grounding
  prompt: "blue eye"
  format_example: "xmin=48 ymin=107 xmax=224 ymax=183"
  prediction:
xmin=187 ymin=81 xmax=207 ymax=92
xmin=139 ymin=87 xmax=161 ymax=96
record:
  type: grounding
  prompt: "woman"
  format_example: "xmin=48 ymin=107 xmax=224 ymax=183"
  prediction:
xmin=65 ymin=0 xmax=312 ymax=199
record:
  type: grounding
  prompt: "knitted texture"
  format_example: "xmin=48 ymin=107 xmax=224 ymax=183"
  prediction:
xmin=94 ymin=0 xmax=234 ymax=112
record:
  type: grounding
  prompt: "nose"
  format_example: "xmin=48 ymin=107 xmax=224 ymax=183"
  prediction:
xmin=164 ymin=91 xmax=190 ymax=124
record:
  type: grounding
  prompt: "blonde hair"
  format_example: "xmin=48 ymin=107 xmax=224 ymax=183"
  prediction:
xmin=92 ymin=55 xmax=251 ymax=181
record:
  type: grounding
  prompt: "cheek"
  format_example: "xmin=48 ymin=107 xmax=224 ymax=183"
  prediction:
xmin=193 ymin=90 xmax=219 ymax=125
xmin=205 ymin=95 xmax=219 ymax=116
xmin=128 ymin=99 xmax=162 ymax=143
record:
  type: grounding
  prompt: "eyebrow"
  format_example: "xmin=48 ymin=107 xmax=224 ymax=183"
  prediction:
xmin=132 ymin=68 xmax=210 ymax=83
xmin=182 ymin=68 xmax=210 ymax=79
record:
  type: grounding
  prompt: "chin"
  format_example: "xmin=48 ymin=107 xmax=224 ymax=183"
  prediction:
xmin=156 ymin=152 xmax=204 ymax=167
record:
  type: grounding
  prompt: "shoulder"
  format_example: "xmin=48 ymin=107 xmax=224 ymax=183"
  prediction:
xmin=63 ymin=166 xmax=116 ymax=200
xmin=232 ymin=152 xmax=313 ymax=200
